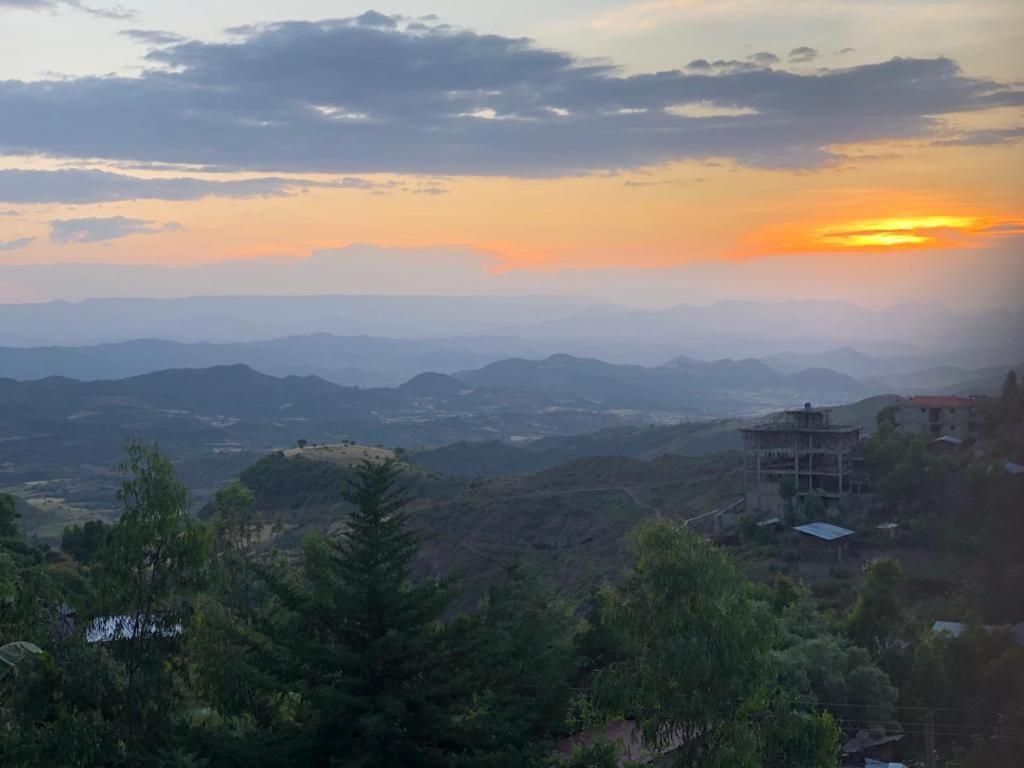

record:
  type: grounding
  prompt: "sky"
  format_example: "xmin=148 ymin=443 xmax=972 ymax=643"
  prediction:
xmin=0 ymin=0 xmax=1022 ymax=309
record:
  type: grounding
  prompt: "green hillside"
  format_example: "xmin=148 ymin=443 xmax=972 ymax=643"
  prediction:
xmin=234 ymin=448 xmax=744 ymax=607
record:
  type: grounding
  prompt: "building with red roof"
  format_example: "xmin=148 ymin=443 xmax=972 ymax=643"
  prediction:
xmin=894 ymin=395 xmax=983 ymax=438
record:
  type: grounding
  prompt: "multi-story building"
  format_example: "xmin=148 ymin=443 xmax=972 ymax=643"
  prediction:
xmin=741 ymin=404 xmax=864 ymax=515
xmin=893 ymin=395 xmax=981 ymax=439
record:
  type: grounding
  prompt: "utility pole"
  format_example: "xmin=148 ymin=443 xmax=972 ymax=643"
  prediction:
xmin=925 ymin=710 xmax=936 ymax=768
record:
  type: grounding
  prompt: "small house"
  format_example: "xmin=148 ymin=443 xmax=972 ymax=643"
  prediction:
xmin=793 ymin=522 xmax=855 ymax=563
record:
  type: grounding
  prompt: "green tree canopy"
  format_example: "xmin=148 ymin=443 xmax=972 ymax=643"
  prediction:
xmin=847 ymin=558 xmax=908 ymax=657
xmin=90 ymin=440 xmax=212 ymax=754
xmin=597 ymin=520 xmax=793 ymax=767
xmin=61 ymin=520 xmax=109 ymax=565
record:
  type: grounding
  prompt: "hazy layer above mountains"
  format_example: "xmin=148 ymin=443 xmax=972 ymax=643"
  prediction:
xmin=0 ymin=294 xmax=608 ymax=347
xmin=1 ymin=296 xmax=1021 ymax=378
xmin=3 ymin=241 xmax=1022 ymax=313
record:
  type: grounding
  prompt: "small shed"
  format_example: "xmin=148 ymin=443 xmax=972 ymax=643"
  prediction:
xmin=842 ymin=731 xmax=905 ymax=764
xmin=929 ymin=435 xmax=963 ymax=456
xmin=793 ymin=522 xmax=855 ymax=563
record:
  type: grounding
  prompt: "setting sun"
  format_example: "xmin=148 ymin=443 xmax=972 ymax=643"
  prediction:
xmin=814 ymin=215 xmax=980 ymax=248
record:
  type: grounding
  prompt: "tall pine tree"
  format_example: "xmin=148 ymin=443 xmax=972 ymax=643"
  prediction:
xmin=246 ymin=460 xmax=456 ymax=767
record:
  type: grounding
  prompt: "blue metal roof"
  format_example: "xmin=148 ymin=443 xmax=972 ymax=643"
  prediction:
xmin=793 ymin=522 xmax=854 ymax=541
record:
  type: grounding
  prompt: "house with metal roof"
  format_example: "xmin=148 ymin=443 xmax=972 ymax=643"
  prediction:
xmin=86 ymin=615 xmax=182 ymax=644
xmin=793 ymin=521 xmax=855 ymax=563
xmin=932 ymin=619 xmax=1024 ymax=646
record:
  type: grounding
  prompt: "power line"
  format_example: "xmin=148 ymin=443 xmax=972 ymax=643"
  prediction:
xmin=789 ymin=699 xmax=1008 ymax=714
xmin=839 ymin=718 xmax=1002 ymax=731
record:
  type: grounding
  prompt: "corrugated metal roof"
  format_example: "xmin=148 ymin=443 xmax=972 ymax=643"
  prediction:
xmin=793 ymin=522 xmax=854 ymax=541
xmin=933 ymin=620 xmax=1024 ymax=646
xmin=86 ymin=616 xmax=182 ymax=643
xmin=932 ymin=620 xmax=966 ymax=638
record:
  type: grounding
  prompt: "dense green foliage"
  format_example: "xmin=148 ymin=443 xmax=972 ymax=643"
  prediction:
xmin=2 ymin=400 xmax=1023 ymax=767
xmin=60 ymin=520 xmax=109 ymax=565
xmin=595 ymin=522 xmax=840 ymax=767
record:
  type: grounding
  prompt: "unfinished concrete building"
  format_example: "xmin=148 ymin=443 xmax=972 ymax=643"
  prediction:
xmin=741 ymin=404 xmax=864 ymax=515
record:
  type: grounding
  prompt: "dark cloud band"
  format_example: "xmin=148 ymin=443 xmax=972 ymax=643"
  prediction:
xmin=0 ymin=169 xmax=411 ymax=204
xmin=49 ymin=216 xmax=181 ymax=243
xmin=0 ymin=15 xmax=1019 ymax=176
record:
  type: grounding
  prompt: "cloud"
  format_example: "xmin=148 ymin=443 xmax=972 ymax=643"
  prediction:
xmin=49 ymin=216 xmax=182 ymax=243
xmin=932 ymin=126 xmax=1024 ymax=146
xmin=0 ymin=0 xmax=133 ymax=18
xmin=788 ymin=46 xmax=819 ymax=63
xmin=0 ymin=15 xmax=1020 ymax=175
xmin=590 ymin=0 xmax=1016 ymax=34
xmin=978 ymin=221 xmax=1024 ymax=236
xmin=0 ymin=168 xmax=414 ymax=204
xmin=352 ymin=10 xmax=400 ymax=29
xmin=120 ymin=29 xmax=185 ymax=45
xmin=746 ymin=51 xmax=780 ymax=66
xmin=0 ymin=236 xmax=34 ymax=250
xmin=835 ymin=47 xmax=856 ymax=56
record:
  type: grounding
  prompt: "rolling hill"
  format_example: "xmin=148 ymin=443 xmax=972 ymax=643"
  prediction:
xmin=0 ymin=356 xmax=903 ymax=536
xmin=411 ymin=394 xmax=902 ymax=478
xmin=231 ymin=448 xmax=745 ymax=607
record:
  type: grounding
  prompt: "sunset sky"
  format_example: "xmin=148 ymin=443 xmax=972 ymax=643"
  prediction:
xmin=0 ymin=0 xmax=1021 ymax=308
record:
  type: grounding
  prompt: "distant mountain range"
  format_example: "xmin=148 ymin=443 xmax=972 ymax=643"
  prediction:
xmin=0 ymin=294 xmax=607 ymax=347
xmin=2 ymin=298 xmax=1021 ymax=370
xmin=0 ymin=334 xmax=516 ymax=388
xmin=454 ymin=353 xmax=876 ymax=411
xmin=0 ymin=354 xmax=905 ymax=508
xmin=503 ymin=300 xmax=1024 ymax=359
xmin=1 ymin=347 xmax=1016 ymax=519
